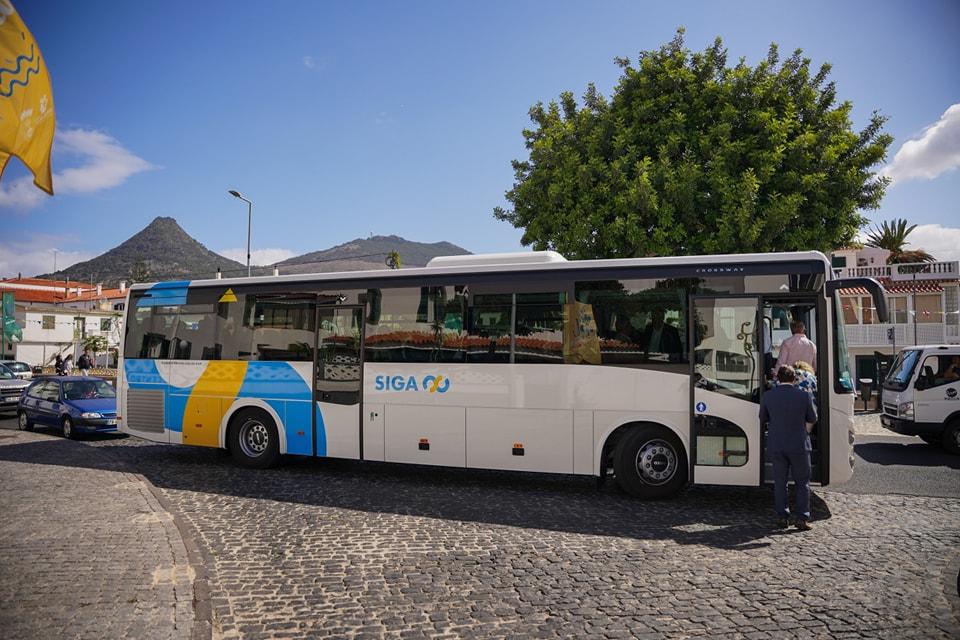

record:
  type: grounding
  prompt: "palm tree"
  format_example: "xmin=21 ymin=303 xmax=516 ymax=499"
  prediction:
xmin=864 ymin=219 xmax=935 ymax=264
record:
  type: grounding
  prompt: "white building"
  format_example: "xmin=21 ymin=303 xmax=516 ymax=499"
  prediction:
xmin=833 ymin=249 xmax=960 ymax=385
xmin=8 ymin=304 xmax=123 ymax=368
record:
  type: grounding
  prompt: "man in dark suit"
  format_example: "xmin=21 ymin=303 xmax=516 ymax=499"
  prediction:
xmin=638 ymin=308 xmax=683 ymax=359
xmin=759 ymin=365 xmax=818 ymax=530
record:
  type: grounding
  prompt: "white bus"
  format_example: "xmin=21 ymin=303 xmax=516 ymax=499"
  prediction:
xmin=118 ymin=250 xmax=885 ymax=498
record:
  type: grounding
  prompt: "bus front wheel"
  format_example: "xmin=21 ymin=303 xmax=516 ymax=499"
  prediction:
xmin=613 ymin=425 xmax=687 ymax=499
xmin=228 ymin=408 xmax=280 ymax=469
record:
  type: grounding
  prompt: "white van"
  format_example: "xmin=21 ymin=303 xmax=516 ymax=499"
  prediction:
xmin=880 ymin=345 xmax=960 ymax=453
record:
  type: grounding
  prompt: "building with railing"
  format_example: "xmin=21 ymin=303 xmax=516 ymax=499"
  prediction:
xmin=832 ymin=248 xmax=960 ymax=385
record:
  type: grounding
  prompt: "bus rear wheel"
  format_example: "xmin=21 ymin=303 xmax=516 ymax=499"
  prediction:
xmin=228 ymin=408 xmax=280 ymax=469
xmin=613 ymin=424 xmax=687 ymax=499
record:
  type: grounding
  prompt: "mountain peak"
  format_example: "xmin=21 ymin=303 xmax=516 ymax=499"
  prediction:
xmin=37 ymin=217 xmax=245 ymax=286
xmin=34 ymin=220 xmax=471 ymax=285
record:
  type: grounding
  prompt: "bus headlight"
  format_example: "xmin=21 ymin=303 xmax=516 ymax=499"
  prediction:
xmin=81 ymin=412 xmax=103 ymax=419
xmin=898 ymin=402 xmax=914 ymax=419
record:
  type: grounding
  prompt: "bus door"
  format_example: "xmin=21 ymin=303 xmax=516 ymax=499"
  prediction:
xmin=314 ymin=305 xmax=364 ymax=459
xmin=760 ymin=296 xmax=824 ymax=483
xmin=690 ymin=296 xmax=761 ymax=486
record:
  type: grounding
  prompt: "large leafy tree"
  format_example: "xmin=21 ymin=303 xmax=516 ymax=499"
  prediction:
xmin=494 ymin=30 xmax=893 ymax=259
xmin=865 ymin=218 xmax=934 ymax=263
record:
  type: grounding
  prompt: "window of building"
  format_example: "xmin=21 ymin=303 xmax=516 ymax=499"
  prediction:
xmin=888 ymin=297 xmax=908 ymax=324
xmin=860 ymin=296 xmax=876 ymax=324
xmin=574 ymin=278 xmax=688 ymax=370
xmin=915 ymin=294 xmax=942 ymax=324
xmin=42 ymin=315 xmax=55 ymax=330
xmin=100 ymin=318 xmax=112 ymax=332
xmin=841 ymin=296 xmax=861 ymax=324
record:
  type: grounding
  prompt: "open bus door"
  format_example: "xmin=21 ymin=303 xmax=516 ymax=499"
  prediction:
xmin=690 ymin=296 xmax=762 ymax=486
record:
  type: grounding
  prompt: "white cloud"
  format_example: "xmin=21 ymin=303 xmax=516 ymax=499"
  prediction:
xmin=0 ymin=128 xmax=156 ymax=211
xmin=0 ymin=233 xmax=95 ymax=279
xmin=303 ymin=55 xmax=316 ymax=69
xmin=882 ymin=103 xmax=960 ymax=183
xmin=218 ymin=248 xmax=296 ymax=266
xmin=902 ymin=224 xmax=960 ymax=263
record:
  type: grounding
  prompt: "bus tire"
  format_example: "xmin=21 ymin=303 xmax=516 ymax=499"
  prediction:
xmin=228 ymin=408 xmax=280 ymax=469
xmin=613 ymin=424 xmax=687 ymax=499
xmin=943 ymin=420 xmax=960 ymax=455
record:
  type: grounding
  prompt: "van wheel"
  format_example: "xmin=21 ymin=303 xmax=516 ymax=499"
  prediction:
xmin=613 ymin=424 xmax=688 ymax=499
xmin=943 ymin=420 xmax=960 ymax=455
xmin=918 ymin=434 xmax=941 ymax=447
xmin=228 ymin=408 xmax=280 ymax=469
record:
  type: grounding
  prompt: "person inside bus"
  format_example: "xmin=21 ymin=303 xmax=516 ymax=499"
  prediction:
xmin=638 ymin=308 xmax=682 ymax=359
xmin=613 ymin=316 xmax=637 ymax=345
xmin=792 ymin=360 xmax=818 ymax=398
xmin=776 ymin=321 xmax=817 ymax=371
xmin=760 ymin=365 xmax=818 ymax=531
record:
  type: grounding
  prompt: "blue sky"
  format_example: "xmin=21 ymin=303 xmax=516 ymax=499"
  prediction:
xmin=2 ymin=0 xmax=959 ymax=277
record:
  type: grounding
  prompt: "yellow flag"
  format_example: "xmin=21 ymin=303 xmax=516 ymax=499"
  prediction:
xmin=0 ymin=0 xmax=55 ymax=195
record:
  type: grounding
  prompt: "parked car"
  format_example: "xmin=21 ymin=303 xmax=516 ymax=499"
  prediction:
xmin=17 ymin=376 xmax=119 ymax=438
xmin=0 ymin=364 xmax=31 ymax=414
xmin=0 ymin=360 xmax=33 ymax=380
xmin=881 ymin=344 xmax=960 ymax=454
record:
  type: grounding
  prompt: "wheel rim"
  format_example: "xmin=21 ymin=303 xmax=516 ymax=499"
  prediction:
xmin=238 ymin=419 xmax=270 ymax=458
xmin=634 ymin=439 xmax=678 ymax=486
xmin=953 ymin=428 xmax=960 ymax=450
xmin=63 ymin=419 xmax=71 ymax=438
xmin=18 ymin=413 xmax=27 ymax=430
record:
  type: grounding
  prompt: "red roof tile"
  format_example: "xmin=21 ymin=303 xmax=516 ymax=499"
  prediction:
xmin=0 ymin=286 xmax=65 ymax=303
xmin=0 ymin=277 xmax=93 ymax=289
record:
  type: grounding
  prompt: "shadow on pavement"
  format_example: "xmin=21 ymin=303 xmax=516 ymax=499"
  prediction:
xmin=855 ymin=441 xmax=960 ymax=468
xmin=0 ymin=434 xmax=833 ymax=551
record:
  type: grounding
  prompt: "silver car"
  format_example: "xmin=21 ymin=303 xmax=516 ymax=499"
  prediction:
xmin=0 ymin=364 xmax=31 ymax=413
xmin=0 ymin=360 xmax=32 ymax=380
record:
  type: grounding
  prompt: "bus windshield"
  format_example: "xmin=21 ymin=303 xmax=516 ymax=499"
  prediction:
xmin=883 ymin=349 xmax=922 ymax=391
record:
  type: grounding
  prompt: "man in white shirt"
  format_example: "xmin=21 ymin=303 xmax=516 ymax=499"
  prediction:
xmin=776 ymin=321 xmax=817 ymax=371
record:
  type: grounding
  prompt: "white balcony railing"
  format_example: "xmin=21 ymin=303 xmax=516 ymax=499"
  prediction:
xmin=844 ymin=322 xmax=960 ymax=347
xmin=833 ymin=261 xmax=959 ymax=281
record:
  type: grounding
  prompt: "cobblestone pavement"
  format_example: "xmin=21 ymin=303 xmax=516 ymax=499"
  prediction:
xmin=0 ymin=430 xmax=197 ymax=639
xmin=1 ymin=430 xmax=951 ymax=640
xmin=853 ymin=411 xmax=898 ymax=437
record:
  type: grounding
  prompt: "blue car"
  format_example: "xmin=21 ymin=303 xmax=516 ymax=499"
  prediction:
xmin=17 ymin=376 xmax=119 ymax=438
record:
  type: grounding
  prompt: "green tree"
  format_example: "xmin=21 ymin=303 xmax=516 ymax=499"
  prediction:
xmin=864 ymin=218 xmax=934 ymax=263
xmin=385 ymin=250 xmax=402 ymax=269
xmin=494 ymin=30 xmax=893 ymax=259
xmin=82 ymin=335 xmax=108 ymax=358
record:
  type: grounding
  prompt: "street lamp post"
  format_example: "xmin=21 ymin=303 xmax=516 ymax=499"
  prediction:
xmin=228 ymin=190 xmax=253 ymax=277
